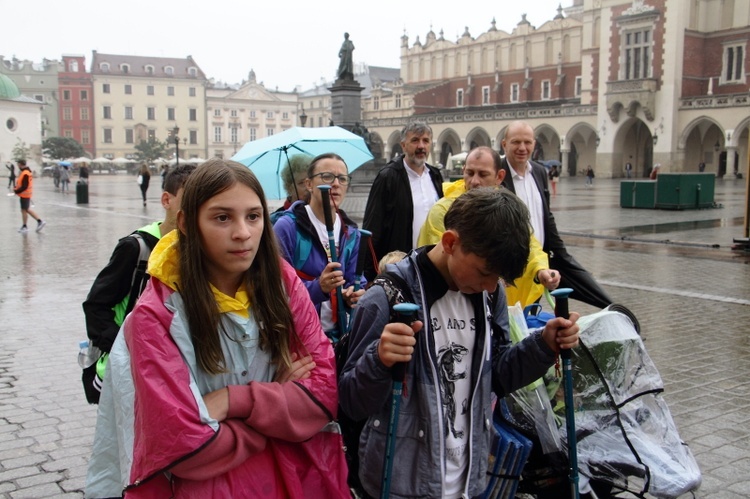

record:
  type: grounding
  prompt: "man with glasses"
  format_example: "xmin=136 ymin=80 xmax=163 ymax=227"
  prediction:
xmin=363 ymin=121 xmax=443 ymax=280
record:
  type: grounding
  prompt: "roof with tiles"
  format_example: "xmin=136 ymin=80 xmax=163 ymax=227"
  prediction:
xmin=90 ymin=51 xmax=207 ymax=79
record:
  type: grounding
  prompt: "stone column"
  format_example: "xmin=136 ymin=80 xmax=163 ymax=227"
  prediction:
xmin=561 ymin=148 xmax=570 ymax=177
xmin=727 ymin=146 xmax=737 ymax=176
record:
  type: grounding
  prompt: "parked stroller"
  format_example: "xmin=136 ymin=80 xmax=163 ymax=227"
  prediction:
xmin=486 ymin=302 xmax=701 ymax=498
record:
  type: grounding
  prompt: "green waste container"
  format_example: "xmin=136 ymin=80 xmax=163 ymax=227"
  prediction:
xmin=76 ymin=180 xmax=89 ymax=204
xmin=655 ymin=173 xmax=714 ymax=209
xmin=620 ymin=180 xmax=656 ymax=208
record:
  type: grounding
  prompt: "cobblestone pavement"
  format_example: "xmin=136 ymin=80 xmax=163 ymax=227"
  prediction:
xmin=1 ymin=172 xmax=748 ymax=498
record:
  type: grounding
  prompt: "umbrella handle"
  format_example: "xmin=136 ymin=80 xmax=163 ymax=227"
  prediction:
xmin=318 ymin=185 xmax=347 ymax=341
xmin=550 ymin=288 xmax=579 ymax=499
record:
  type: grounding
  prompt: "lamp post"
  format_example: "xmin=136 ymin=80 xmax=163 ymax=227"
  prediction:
xmin=299 ymin=107 xmax=308 ymax=127
xmin=172 ymin=125 xmax=180 ymax=167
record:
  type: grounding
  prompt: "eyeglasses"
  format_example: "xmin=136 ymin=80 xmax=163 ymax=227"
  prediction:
xmin=310 ymin=172 xmax=351 ymax=185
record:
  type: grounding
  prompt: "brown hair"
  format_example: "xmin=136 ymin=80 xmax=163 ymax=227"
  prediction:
xmin=178 ymin=158 xmax=300 ymax=374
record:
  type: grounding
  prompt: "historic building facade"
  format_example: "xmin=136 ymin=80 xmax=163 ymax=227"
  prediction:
xmin=90 ymin=52 xmax=208 ymax=160
xmin=58 ymin=55 xmax=95 ymax=158
xmin=0 ymin=56 xmax=61 ymax=140
xmin=0 ymin=74 xmax=44 ymax=167
xmin=207 ymin=70 xmax=299 ymax=160
xmin=363 ymin=0 xmax=750 ymax=179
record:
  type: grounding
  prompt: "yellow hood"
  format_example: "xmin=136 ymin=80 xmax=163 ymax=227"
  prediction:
xmin=148 ymin=229 xmax=250 ymax=317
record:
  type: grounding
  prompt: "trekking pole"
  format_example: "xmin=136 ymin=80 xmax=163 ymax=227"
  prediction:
xmin=381 ymin=302 xmax=420 ymax=499
xmin=318 ymin=185 xmax=348 ymax=342
xmin=551 ymin=287 xmax=580 ymax=499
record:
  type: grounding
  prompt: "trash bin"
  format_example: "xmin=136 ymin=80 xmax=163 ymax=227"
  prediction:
xmin=76 ymin=180 xmax=89 ymax=204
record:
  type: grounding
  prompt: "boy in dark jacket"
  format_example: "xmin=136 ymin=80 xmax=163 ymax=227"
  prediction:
xmin=340 ymin=188 xmax=580 ymax=498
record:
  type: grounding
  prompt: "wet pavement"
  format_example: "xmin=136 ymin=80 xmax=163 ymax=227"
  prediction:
xmin=1 ymin=172 xmax=749 ymax=498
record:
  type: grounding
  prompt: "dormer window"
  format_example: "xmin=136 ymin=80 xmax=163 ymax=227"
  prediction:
xmin=165 ymin=66 xmax=174 ymax=76
xmin=145 ymin=65 xmax=155 ymax=75
xmin=121 ymin=63 xmax=130 ymax=74
xmin=68 ymin=60 xmax=79 ymax=72
xmin=188 ymin=67 xmax=197 ymax=77
xmin=100 ymin=62 xmax=110 ymax=72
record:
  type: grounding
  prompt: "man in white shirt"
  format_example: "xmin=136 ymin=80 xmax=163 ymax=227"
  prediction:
xmin=363 ymin=121 xmax=443 ymax=280
xmin=500 ymin=121 xmax=613 ymax=308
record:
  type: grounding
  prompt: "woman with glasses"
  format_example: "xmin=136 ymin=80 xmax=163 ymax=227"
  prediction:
xmin=273 ymin=153 xmax=366 ymax=342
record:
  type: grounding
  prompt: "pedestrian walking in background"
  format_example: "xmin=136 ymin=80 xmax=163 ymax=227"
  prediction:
xmin=52 ymin=163 xmax=61 ymax=190
xmin=79 ymin=164 xmax=89 ymax=184
xmin=85 ymin=159 xmax=349 ymax=498
xmin=137 ymin=163 xmax=151 ymax=206
xmin=549 ymin=164 xmax=560 ymax=196
xmin=6 ymin=162 xmax=16 ymax=190
xmin=586 ymin=165 xmax=595 ymax=187
xmin=59 ymin=164 xmax=71 ymax=194
xmin=12 ymin=159 xmax=46 ymax=233
xmin=625 ymin=159 xmax=633 ymax=178
xmin=698 ymin=161 xmax=706 ymax=173
xmin=160 ymin=164 xmax=169 ymax=190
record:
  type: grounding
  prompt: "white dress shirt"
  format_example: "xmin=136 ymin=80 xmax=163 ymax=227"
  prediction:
xmin=404 ymin=160 xmax=439 ymax=249
xmin=510 ymin=162 xmax=546 ymax=246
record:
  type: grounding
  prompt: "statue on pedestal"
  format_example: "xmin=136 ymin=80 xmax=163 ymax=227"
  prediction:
xmin=337 ymin=32 xmax=355 ymax=81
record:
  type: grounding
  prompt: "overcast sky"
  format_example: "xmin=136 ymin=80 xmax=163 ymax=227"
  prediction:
xmin=5 ymin=1 xmax=567 ymax=92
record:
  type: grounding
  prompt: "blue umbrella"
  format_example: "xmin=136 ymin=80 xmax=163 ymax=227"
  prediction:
xmin=58 ymin=160 xmax=73 ymax=167
xmin=231 ymin=126 xmax=373 ymax=200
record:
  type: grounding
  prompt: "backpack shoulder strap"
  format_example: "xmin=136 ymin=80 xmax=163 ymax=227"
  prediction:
xmin=123 ymin=232 xmax=156 ymax=317
xmin=371 ymin=271 xmax=414 ymax=320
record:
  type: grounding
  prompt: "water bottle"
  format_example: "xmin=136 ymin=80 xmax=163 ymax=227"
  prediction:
xmin=78 ymin=340 xmax=101 ymax=369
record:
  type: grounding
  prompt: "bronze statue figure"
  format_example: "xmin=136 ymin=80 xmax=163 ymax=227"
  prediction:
xmin=337 ymin=32 xmax=355 ymax=80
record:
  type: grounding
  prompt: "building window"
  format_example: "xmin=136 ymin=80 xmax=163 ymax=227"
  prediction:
xmin=510 ymin=83 xmax=520 ymax=103
xmin=167 ymin=107 xmax=175 ymax=121
xmin=190 ymin=130 xmax=197 ymax=144
xmin=125 ymin=84 xmax=132 ymax=95
xmin=250 ymin=110 xmax=256 ymax=118
xmin=100 ymin=63 xmax=110 ymax=72
xmin=121 ymin=64 xmax=130 ymax=74
xmin=541 ymin=80 xmax=551 ymax=100
xmin=80 ymin=107 xmax=89 ymax=120
xmin=103 ymin=128 xmax=112 ymax=143
xmin=63 ymin=90 xmax=71 ymax=101
xmin=623 ymin=29 xmax=651 ymax=80
xmin=214 ymin=126 xmax=222 ymax=142
xmin=167 ymin=86 xmax=175 ymax=96
xmin=318 ymin=117 xmax=323 ymax=127
xmin=64 ymin=129 xmax=73 ymax=138
xmin=188 ymin=67 xmax=197 ymax=77
xmin=267 ymin=111 xmax=274 ymax=119
xmin=68 ymin=60 xmax=78 ymax=72
xmin=145 ymin=65 xmax=154 ymax=75
xmin=230 ymin=127 xmax=239 ymax=144
xmin=147 ymin=107 xmax=155 ymax=120
xmin=723 ymin=42 xmax=746 ymax=84
xmin=230 ymin=109 xmax=238 ymax=118
xmin=249 ymin=128 xmax=256 ymax=141
xmin=125 ymin=129 xmax=134 ymax=144
xmin=34 ymin=94 xmax=44 ymax=102
xmin=102 ymin=83 xmax=110 ymax=94
xmin=456 ymin=89 xmax=464 ymax=107
xmin=63 ymin=107 xmax=72 ymax=120
xmin=482 ymin=86 xmax=490 ymax=105
xmin=165 ymin=66 xmax=174 ymax=76
xmin=266 ymin=128 xmax=274 ymax=137
xmin=189 ymin=108 xmax=197 ymax=121
xmin=147 ymin=85 xmax=154 ymax=96
xmin=148 ymin=129 xmax=156 ymax=140
xmin=575 ymin=76 xmax=582 ymax=97
xmin=125 ymin=106 xmax=133 ymax=120
xmin=282 ymin=112 xmax=289 ymax=119
xmin=214 ymin=108 xmax=221 ymax=117
xmin=395 ymin=94 xmax=402 ymax=108
xmin=81 ymin=90 xmax=88 ymax=101
xmin=189 ymin=87 xmax=196 ymax=97
xmin=81 ymin=130 xmax=90 ymax=145
xmin=103 ymin=106 xmax=112 ymax=119
xmin=373 ymin=96 xmax=380 ymax=110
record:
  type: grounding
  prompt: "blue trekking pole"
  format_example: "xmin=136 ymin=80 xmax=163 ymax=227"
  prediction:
xmin=381 ymin=302 xmax=420 ymax=499
xmin=318 ymin=185 xmax=348 ymax=342
xmin=551 ymin=288 xmax=580 ymax=499
xmin=353 ymin=229 xmax=372 ymax=294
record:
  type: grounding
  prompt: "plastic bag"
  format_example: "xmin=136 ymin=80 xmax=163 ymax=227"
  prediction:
xmin=136 ymin=174 xmax=143 ymax=185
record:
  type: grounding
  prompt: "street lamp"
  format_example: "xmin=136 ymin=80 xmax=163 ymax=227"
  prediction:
xmin=714 ymin=141 xmax=720 ymax=152
xmin=595 ymin=135 xmax=600 ymax=148
xmin=172 ymin=125 xmax=180 ymax=166
xmin=652 ymin=134 xmax=658 ymax=146
xmin=299 ymin=107 xmax=308 ymax=127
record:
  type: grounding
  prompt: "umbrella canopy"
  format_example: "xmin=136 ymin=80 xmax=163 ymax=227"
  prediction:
xmin=58 ymin=160 xmax=72 ymax=167
xmin=186 ymin=157 xmax=206 ymax=164
xmin=231 ymin=126 xmax=373 ymax=200
xmin=72 ymin=157 xmax=91 ymax=163
xmin=92 ymin=157 xmax=112 ymax=163
xmin=111 ymin=157 xmax=131 ymax=165
xmin=152 ymin=158 xmax=168 ymax=166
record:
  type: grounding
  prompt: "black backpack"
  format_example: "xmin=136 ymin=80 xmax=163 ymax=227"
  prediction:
xmin=334 ymin=272 xmax=413 ymax=494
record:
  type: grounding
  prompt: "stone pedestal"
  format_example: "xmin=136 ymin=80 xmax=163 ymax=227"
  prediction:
xmin=329 ymin=79 xmax=364 ymax=131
